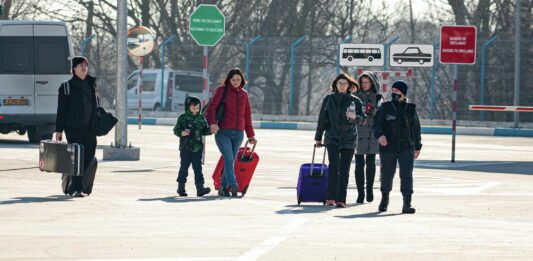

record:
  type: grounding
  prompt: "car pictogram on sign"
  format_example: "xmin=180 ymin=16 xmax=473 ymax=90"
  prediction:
xmin=392 ymin=47 xmax=432 ymax=64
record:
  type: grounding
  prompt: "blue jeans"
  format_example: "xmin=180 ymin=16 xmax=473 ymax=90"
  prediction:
xmin=215 ymin=129 xmax=244 ymax=188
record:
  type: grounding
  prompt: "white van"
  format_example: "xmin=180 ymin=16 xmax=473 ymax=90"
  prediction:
xmin=126 ymin=69 xmax=210 ymax=112
xmin=0 ymin=21 xmax=73 ymax=143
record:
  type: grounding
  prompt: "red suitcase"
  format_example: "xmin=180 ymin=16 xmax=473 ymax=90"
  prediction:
xmin=212 ymin=141 xmax=259 ymax=196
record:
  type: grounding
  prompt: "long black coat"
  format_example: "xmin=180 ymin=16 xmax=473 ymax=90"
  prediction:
xmin=55 ymin=75 xmax=98 ymax=132
xmin=315 ymin=92 xmax=365 ymax=149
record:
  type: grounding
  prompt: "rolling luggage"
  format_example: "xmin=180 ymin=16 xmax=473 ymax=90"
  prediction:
xmin=61 ymin=158 xmax=97 ymax=195
xmin=39 ymin=140 xmax=84 ymax=176
xmin=297 ymin=145 xmax=328 ymax=205
xmin=212 ymin=141 xmax=259 ymax=196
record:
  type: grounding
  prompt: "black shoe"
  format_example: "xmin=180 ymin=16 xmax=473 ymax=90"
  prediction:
xmin=378 ymin=192 xmax=389 ymax=212
xmin=366 ymin=189 xmax=374 ymax=202
xmin=196 ymin=186 xmax=211 ymax=197
xmin=72 ymin=191 xmax=84 ymax=198
xmin=218 ymin=187 xmax=230 ymax=197
xmin=230 ymin=184 xmax=239 ymax=197
xmin=356 ymin=192 xmax=365 ymax=204
xmin=177 ymin=182 xmax=188 ymax=197
xmin=402 ymin=194 xmax=416 ymax=214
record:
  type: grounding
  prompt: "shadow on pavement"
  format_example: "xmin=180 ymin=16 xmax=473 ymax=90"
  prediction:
xmin=415 ymin=160 xmax=533 ymax=175
xmin=276 ymin=204 xmax=335 ymax=215
xmin=336 ymin=211 xmax=402 ymax=219
xmin=138 ymin=195 xmax=220 ymax=203
xmin=0 ymin=195 xmax=73 ymax=205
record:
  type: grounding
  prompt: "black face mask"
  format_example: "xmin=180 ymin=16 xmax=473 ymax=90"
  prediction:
xmin=391 ymin=93 xmax=401 ymax=101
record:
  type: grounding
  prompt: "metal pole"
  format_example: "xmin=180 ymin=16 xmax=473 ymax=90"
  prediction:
xmin=430 ymin=41 xmax=439 ymax=119
xmin=80 ymin=34 xmax=95 ymax=56
xmin=245 ymin=35 xmax=261 ymax=92
xmin=289 ymin=35 xmax=305 ymax=115
xmin=383 ymin=36 xmax=400 ymax=71
xmin=115 ymin=0 xmax=127 ymax=147
xmin=336 ymin=36 xmax=352 ymax=75
xmin=159 ymin=35 xmax=176 ymax=110
xmin=480 ymin=35 xmax=498 ymax=121
xmin=513 ymin=0 xmax=521 ymax=128
xmin=452 ymin=64 xmax=458 ymax=163
xmin=202 ymin=46 xmax=208 ymax=107
xmin=138 ymin=56 xmax=144 ymax=129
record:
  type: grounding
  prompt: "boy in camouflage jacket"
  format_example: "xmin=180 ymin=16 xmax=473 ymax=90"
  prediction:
xmin=173 ymin=96 xmax=212 ymax=197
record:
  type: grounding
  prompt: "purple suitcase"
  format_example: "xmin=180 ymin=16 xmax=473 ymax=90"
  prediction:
xmin=297 ymin=145 xmax=328 ymax=205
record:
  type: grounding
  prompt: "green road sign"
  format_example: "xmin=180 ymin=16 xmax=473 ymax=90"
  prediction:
xmin=189 ymin=4 xmax=225 ymax=46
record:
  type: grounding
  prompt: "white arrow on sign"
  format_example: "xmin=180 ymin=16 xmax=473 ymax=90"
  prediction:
xmin=339 ymin=44 xmax=384 ymax=67
xmin=389 ymin=44 xmax=434 ymax=67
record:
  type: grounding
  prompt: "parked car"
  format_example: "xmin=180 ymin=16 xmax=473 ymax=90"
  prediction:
xmin=392 ymin=47 xmax=431 ymax=64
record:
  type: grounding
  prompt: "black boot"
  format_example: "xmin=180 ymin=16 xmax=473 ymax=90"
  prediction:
xmin=366 ymin=184 xmax=374 ymax=203
xmin=356 ymin=190 xmax=365 ymax=203
xmin=378 ymin=192 xmax=389 ymax=212
xmin=402 ymin=194 xmax=416 ymax=214
xmin=196 ymin=184 xmax=211 ymax=197
xmin=177 ymin=182 xmax=188 ymax=197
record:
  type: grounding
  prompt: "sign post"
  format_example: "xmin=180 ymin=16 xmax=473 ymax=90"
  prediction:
xmin=440 ymin=25 xmax=477 ymax=163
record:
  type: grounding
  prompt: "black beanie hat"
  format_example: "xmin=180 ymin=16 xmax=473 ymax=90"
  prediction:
xmin=392 ymin=80 xmax=408 ymax=96
xmin=71 ymin=56 xmax=88 ymax=70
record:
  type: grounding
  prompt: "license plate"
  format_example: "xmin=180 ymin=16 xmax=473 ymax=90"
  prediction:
xmin=3 ymin=98 xmax=29 ymax=106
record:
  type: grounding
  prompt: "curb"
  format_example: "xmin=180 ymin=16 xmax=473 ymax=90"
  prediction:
xmin=127 ymin=118 xmax=533 ymax=137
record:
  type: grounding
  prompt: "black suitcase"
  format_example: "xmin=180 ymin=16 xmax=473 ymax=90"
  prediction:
xmin=62 ymin=158 xmax=97 ymax=195
xmin=39 ymin=140 xmax=84 ymax=176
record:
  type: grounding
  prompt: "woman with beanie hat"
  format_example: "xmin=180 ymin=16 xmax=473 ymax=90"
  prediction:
xmin=373 ymin=80 xmax=422 ymax=214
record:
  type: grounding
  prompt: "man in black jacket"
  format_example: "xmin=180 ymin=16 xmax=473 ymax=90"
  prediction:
xmin=373 ymin=80 xmax=422 ymax=213
xmin=55 ymin=56 xmax=98 ymax=197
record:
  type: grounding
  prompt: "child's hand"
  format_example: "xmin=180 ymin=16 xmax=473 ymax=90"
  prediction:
xmin=181 ymin=129 xmax=190 ymax=137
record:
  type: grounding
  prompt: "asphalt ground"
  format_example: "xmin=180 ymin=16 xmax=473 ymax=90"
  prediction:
xmin=1 ymin=125 xmax=532 ymax=260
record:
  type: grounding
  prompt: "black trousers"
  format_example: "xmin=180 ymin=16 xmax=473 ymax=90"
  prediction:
xmin=177 ymin=149 xmax=205 ymax=186
xmin=379 ymin=148 xmax=414 ymax=195
xmin=354 ymin=154 xmax=376 ymax=193
xmin=65 ymin=128 xmax=97 ymax=192
xmin=326 ymin=145 xmax=354 ymax=203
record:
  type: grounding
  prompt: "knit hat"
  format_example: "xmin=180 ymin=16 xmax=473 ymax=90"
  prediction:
xmin=392 ymin=80 xmax=408 ymax=96
xmin=71 ymin=56 xmax=88 ymax=70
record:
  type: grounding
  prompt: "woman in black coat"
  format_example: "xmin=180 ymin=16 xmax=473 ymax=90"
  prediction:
xmin=315 ymin=73 xmax=365 ymax=207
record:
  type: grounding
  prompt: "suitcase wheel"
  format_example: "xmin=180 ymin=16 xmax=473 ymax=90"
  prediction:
xmin=241 ymin=185 xmax=249 ymax=196
xmin=298 ymin=196 xmax=302 ymax=205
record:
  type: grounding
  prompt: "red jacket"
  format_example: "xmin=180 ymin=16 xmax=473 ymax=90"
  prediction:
xmin=206 ymin=85 xmax=255 ymax=138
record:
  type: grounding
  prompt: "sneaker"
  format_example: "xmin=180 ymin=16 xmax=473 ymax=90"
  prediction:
xmin=230 ymin=184 xmax=239 ymax=197
xmin=326 ymin=200 xmax=336 ymax=206
xmin=218 ymin=187 xmax=230 ymax=197
xmin=72 ymin=191 xmax=84 ymax=198
xmin=336 ymin=202 xmax=346 ymax=208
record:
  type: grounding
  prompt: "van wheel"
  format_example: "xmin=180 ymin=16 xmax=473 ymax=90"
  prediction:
xmin=153 ymin=104 xmax=161 ymax=111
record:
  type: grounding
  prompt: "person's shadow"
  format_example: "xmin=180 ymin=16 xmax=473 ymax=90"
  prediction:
xmin=335 ymin=211 xmax=402 ymax=219
xmin=137 ymin=195 xmax=220 ymax=203
xmin=0 ymin=195 xmax=73 ymax=205
xmin=276 ymin=204 xmax=336 ymax=215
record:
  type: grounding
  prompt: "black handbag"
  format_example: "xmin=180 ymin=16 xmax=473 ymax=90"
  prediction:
xmin=95 ymin=107 xmax=118 ymax=136
xmin=203 ymin=86 xmax=228 ymax=124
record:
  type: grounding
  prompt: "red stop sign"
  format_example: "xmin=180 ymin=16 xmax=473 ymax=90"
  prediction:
xmin=440 ymin=25 xmax=477 ymax=64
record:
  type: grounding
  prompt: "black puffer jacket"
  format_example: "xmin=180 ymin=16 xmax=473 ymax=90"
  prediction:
xmin=55 ymin=75 xmax=98 ymax=132
xmin=315 ymin=92 xmax=365 ymax=149
xmin=373 ymin=100 xmax=422 ymax=153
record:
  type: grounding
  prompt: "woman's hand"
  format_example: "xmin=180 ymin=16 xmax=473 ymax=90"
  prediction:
xmin=346 ymin=111 xmax=357 ymax=120
xmin=414 ymin=150 xmax=421 ymax=159
xmin=55 ymin=132 xmax=62 ymax=142
xmin=210 ymin=124 xmax=219 ymax=135
xmin=248 ymin=137 xmax=257 ymax=144
xmin=315 ymin=140 xmax=323 ymax=148
xmin=378 ymin=135 xmax=387 ymax=146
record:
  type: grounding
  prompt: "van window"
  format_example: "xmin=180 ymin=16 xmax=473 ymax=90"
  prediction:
xmin=175 ymin=75 xmax=202 ymax=92
xmin=127 ymin=73 xmax=138 ymax=90
xmin=35 ymin=37 xmax=70 ymax=74
xmin=141 ymin=73 xmax=156 ymax=92
xmin=0 ymin=37 xmax=33 ymax=74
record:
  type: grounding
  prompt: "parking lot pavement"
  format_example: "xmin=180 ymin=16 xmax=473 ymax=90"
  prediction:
xmin=1 ymin=125 xmax=533 ymax=260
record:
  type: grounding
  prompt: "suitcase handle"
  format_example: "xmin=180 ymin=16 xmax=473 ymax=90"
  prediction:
xmin=310 ymin=144 xmax=326 ymax=177
xmin=240 ymin=140 xmax=257 ymax=161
